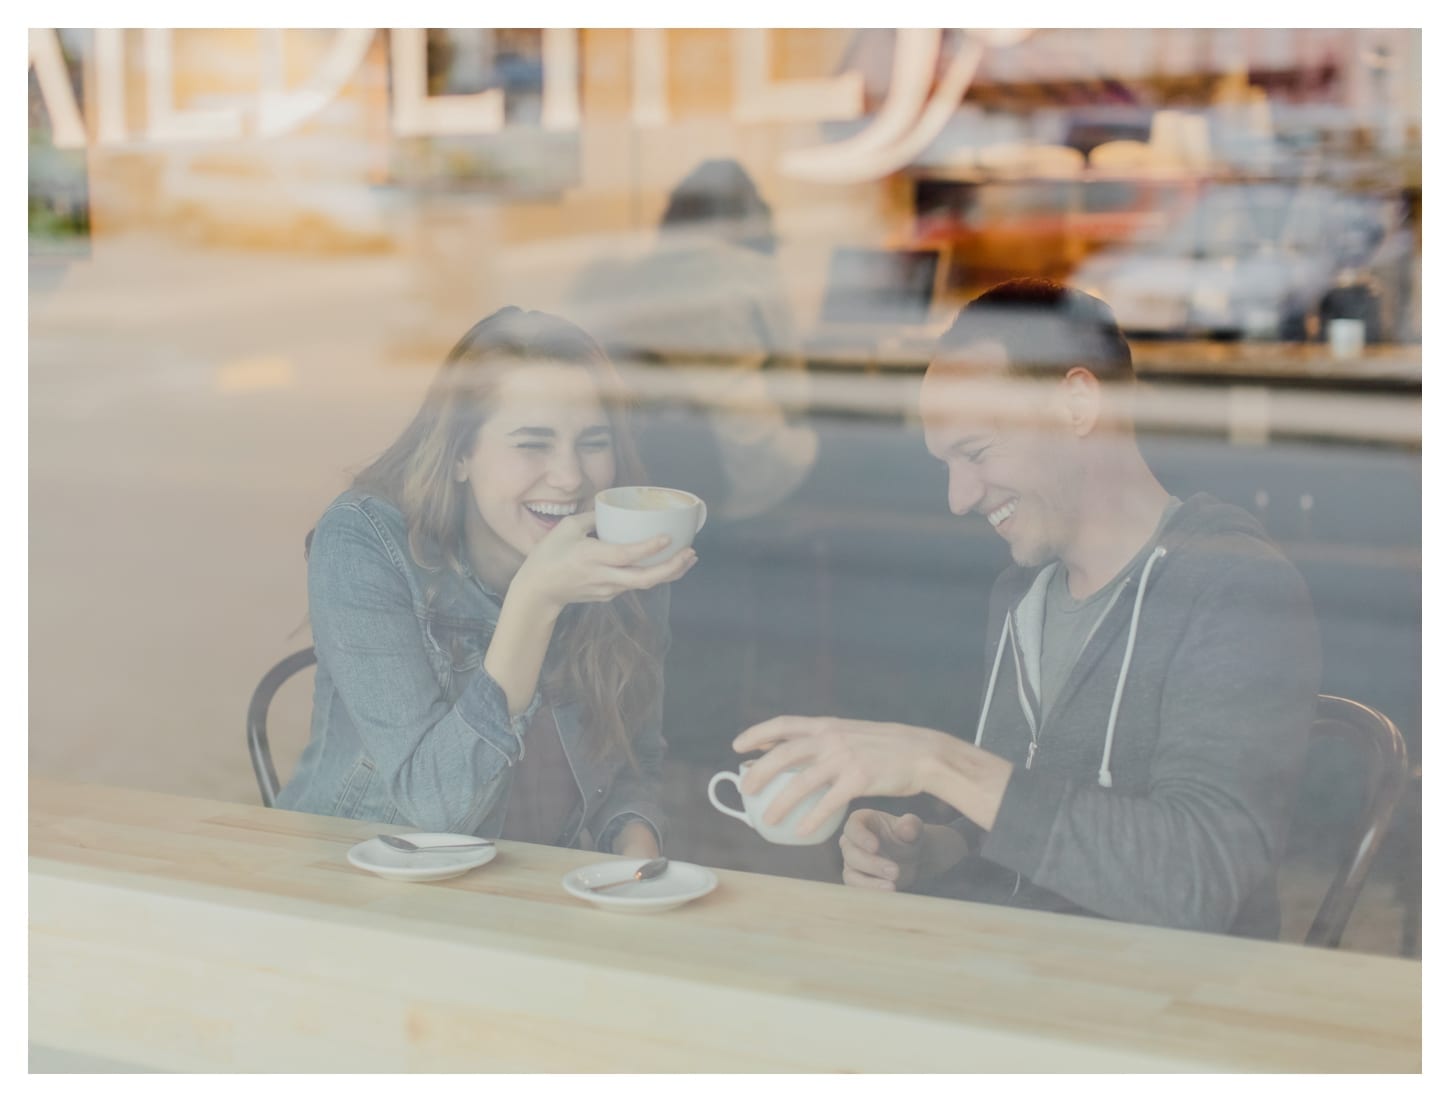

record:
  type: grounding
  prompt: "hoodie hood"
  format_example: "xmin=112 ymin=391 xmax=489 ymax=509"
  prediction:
xmin=991 ymin=492 xmax=1276 ymax=611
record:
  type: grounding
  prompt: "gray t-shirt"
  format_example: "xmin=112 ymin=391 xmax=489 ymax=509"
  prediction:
xmin=1039 ymin=498 xmax=1182 ymax=719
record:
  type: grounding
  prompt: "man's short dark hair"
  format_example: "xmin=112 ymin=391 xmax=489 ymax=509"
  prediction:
xmin=937 ymin=278 xmax=1134 ymax=383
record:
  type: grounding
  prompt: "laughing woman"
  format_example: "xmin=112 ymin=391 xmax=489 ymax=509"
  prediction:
xmin=276 ymin=308 xmax=695 ymax=857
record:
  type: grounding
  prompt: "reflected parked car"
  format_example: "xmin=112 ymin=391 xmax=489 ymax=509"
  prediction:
xmin=1073 ymin=182 xmax=1398 ymax=339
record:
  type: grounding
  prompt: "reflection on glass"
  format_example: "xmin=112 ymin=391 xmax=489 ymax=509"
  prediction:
xmin=27 ymin=27 xmax=1420 ymax=968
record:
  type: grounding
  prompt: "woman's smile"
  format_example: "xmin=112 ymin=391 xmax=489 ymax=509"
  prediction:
xmin=523 ymin=499 xmax=582 ymax=532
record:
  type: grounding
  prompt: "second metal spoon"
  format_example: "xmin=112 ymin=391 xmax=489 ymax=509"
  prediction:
xmin=589 ymin=856 xmax=670 ymax=892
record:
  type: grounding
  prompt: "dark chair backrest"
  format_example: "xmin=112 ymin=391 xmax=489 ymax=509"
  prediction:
xmin=1304 ymin=693 xmax=1409 ymax=949
xmin=247 ymin=646 xmax=317 ymax=807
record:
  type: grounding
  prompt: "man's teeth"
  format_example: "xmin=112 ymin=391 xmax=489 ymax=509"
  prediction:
xmin=987 ymin=500 xmax=1017 ymax=528
xmin=526 ymin=502 xmax=579 ymax=518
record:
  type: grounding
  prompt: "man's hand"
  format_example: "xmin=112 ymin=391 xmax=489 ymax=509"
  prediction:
xmin=732 ymin=714 xmax=1017 ymax=841
xmin=840 ymin=810 xmax=926 ymax=891
xmin=731 ymin=716 xmax=946 ymax=839
xmin=839 ymin=810 xmax=972 ymax=892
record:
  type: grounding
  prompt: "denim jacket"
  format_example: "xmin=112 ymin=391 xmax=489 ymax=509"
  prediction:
xmin=275 ymin=490 xmax=669 ymax=852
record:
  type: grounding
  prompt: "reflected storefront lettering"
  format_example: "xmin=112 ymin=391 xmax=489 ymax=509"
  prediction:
xmin=28 ymin=27 xmax=1015 ymax=182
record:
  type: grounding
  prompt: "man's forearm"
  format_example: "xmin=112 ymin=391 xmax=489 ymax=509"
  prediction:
xmin=921 ymin=732 xmax=1014 ymax=834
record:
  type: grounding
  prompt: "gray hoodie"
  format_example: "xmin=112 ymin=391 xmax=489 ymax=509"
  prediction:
xmin=931 ymin=493 xmax=1321 ymax=939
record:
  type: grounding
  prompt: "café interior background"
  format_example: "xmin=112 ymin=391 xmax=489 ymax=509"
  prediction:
xmin=29 ymin=28 xmax=1421 ymax=956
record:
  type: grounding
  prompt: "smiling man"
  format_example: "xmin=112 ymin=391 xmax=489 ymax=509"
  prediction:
xmin=734 ymin=278 xmax=1321 ymax=938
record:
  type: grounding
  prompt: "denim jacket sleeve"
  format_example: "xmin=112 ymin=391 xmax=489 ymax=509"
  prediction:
xmin=591 ymin=585 xmax=671 ymax=852
xmin=308 ymin=500 xmax=521 ymax=832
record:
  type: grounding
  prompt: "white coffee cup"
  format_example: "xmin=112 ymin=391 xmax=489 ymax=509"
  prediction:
xmin=1328 ymin=317 xmax=1366 ymax=361
xmin=594 ymin=486 xmax=707 ymax=567
xmin=707 ymin=761 xmax=846 ymax=846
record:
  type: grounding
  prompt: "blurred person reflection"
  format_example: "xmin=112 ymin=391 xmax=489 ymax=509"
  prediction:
xmin=732 ymin=279 xmax=1322 ymax=938
xmin=277 ymin=308 xmax=696 ymax=855
xmin=567 ymin=161 xmax=825 ymax=792
xmin=568 ymin=158 xmax=819 ymax=523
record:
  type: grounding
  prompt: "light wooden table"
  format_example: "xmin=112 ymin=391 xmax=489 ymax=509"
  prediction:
xmin=30 ymin=778 xmax=1420 ymax=1073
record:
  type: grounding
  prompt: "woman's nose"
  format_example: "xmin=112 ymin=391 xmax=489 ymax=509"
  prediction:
xmin=547 ymin=450 xmax=585 ymax=492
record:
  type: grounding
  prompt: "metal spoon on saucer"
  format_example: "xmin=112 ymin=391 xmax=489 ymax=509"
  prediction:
xmin=589 ymin=856 xmax=670 ymax=892
xmin=377 ymin=834 xmax=495 ymax=853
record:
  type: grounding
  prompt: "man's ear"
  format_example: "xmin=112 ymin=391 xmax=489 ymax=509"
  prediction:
xmin=454 ymin=455 xmax=470 ymax=483
xmin=1057 ymin=366 xmax=1101 ymax=437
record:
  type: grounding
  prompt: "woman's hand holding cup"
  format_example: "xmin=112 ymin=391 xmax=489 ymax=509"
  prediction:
xmin=511 ymin=511 xmax=696 ymax=615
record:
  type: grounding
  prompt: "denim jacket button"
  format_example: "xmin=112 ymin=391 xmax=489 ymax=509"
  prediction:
xmin=595 ymin=787 xmax=604 ymax=795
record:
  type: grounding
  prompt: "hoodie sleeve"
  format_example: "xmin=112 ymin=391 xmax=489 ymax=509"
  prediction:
xmin=978 ymin=549 xmax=1320 ymax=934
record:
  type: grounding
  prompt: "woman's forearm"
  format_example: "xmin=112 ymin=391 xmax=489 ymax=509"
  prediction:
xmin=613 ymin=820 xmax=661 ymax=858
xmin=482 ymin=586 xmax=560 ymax=716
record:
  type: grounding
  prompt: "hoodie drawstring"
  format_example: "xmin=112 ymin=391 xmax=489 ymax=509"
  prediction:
xmin=974 ymin=545 xmax=1168 ymax=788
xmin=1097 ymin=546 xmax=1168 ymax=788
xmin=974 ymin=613 xmax=1012 ymax=747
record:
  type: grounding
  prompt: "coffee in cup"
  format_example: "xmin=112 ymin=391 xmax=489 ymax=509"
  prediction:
xmin=707 ymin=761 xmax=845 ymax=846
xmin=594 ymin=486 xmax=707 ymax=566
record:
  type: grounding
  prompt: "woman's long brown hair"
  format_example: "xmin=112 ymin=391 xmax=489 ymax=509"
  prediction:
xmin=351 ymin=307 xmax=662 ymax=771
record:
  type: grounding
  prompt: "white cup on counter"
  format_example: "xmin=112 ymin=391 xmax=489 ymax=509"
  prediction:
xmin=707 ymin=762 xmax=846 ymax=846
xmin=1327 ymin=318 xmax=1366 ymax=361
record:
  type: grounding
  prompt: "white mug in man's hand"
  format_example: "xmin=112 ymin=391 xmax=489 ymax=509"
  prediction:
xmin=594 ymin=486 xmax=707 ymax=566
xmin=707 ymin=761 xmax=846 ymax=846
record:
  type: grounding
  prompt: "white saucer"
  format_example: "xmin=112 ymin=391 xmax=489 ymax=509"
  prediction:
xmin=347 ymin=833 xmax=497 ymax=882
xmin=562 ymin=859 xmax=718 ymax=914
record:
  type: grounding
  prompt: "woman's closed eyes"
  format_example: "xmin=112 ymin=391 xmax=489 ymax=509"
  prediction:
xmin=514 ymin=437 xmax=612 ymax=453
